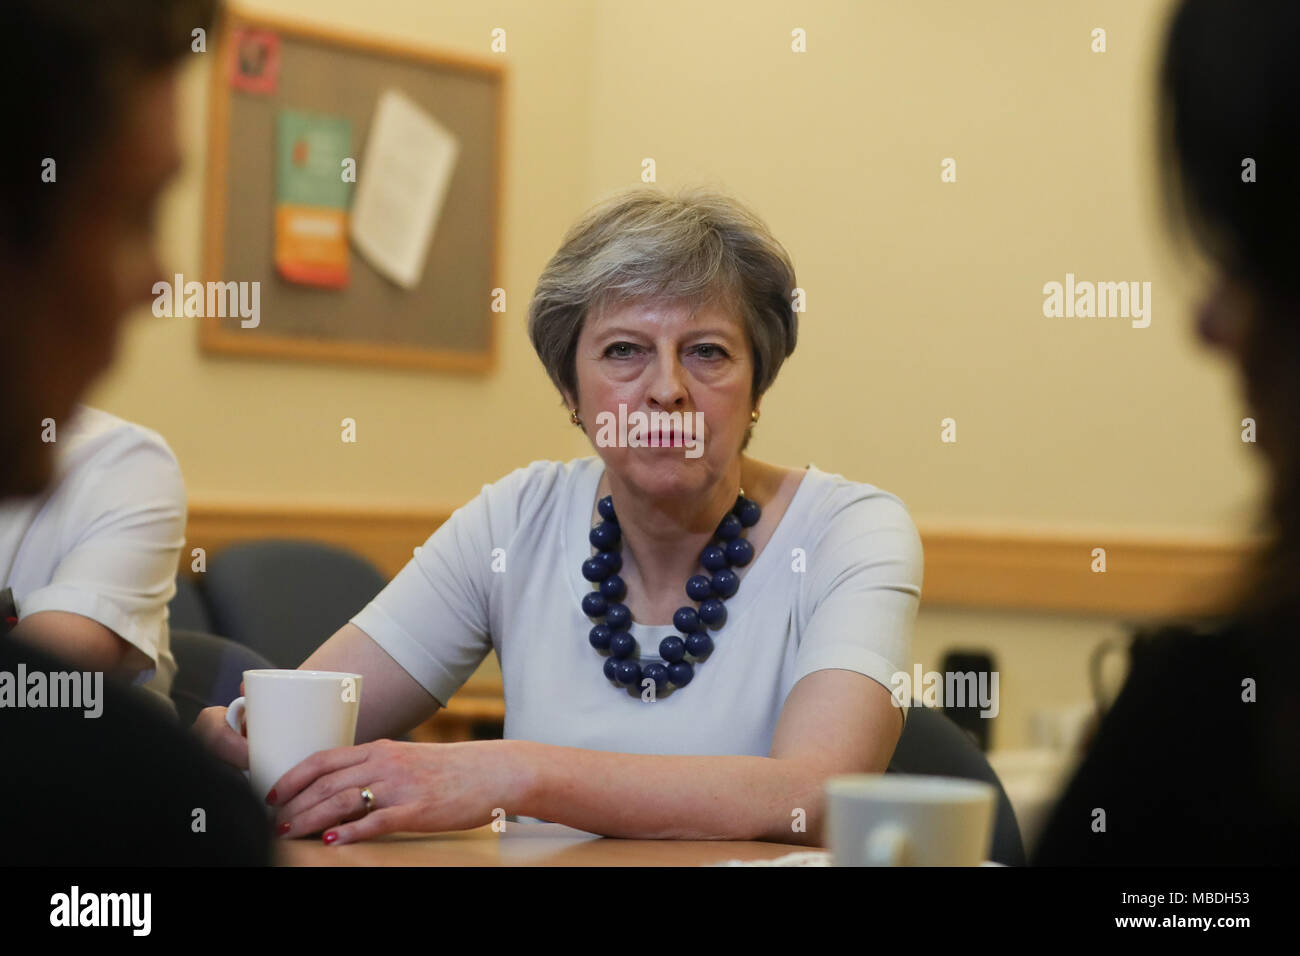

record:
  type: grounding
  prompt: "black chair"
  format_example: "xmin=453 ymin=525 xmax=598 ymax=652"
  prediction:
xmin=169 ymin=628 xmax=275 ymax=727
xmin=168 ymin=573 xmax=215 ymax=634
xmin=203 ymin=539 xmax=388 ymax=668
xmin=886 ymin=706 xmax=1026 ymax=866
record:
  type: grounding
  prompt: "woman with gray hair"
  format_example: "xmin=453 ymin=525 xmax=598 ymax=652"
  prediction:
xmin=197 ymin=187 xmax=923 ymax=847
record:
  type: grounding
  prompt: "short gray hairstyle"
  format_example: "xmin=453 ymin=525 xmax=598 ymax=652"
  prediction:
xmin=528 ymin=187 xmax=798 ymax=447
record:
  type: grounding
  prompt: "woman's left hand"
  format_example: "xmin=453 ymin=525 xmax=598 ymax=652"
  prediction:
xmin=268 ymin=738 xmax=528 ymax=845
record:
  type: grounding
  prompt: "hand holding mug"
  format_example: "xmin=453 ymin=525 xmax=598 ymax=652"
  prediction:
xmin=221 ymin=669 xmax=363 ymax=802
xmin=193 ymin=703 xmax=249 ymax=770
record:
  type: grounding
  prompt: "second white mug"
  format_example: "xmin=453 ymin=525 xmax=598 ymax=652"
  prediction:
xmin=825 ymin=773 xmax=996 ymax=866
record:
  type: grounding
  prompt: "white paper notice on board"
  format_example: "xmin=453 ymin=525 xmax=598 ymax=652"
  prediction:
xmin=349 ymin=89 xmax=460 ymax=289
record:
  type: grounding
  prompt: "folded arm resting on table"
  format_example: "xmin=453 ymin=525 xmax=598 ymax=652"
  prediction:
xmin=288 ymin=624 xmax=901 ymax=846
xmin=515 ymin=668 xmax=902 ymax=845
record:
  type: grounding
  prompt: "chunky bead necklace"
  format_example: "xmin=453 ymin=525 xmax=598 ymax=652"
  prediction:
xmin=581 ymin=489 xmax=761 ymax=693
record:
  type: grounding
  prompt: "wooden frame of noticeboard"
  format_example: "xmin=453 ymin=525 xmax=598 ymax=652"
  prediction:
xmin=201 ymin=8 xmax=505 ymax=372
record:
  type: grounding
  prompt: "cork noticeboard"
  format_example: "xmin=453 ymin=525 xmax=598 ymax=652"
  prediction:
xmin=201 ymin=9 xmax=505 ymax=372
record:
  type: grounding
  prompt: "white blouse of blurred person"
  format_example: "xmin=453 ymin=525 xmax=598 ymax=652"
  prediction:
xmin=0 ymin=404 xmax=183 ymax=712
xmin=195 ymin=187 xmax=923 ymax=847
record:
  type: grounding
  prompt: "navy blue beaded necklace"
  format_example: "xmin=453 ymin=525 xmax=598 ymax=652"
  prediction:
xmin=581 ymin=489 xmax=761 ymax=693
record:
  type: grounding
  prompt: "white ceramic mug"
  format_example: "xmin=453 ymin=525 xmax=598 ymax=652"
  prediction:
xmin=225 ymin=669 xmax=363 ymax=799
xmin=825 ymin=774 xmax=996 ymax=866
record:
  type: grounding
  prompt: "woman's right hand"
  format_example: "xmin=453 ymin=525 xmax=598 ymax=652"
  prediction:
xmin=193 ymin=705 xmax=249 ymax=770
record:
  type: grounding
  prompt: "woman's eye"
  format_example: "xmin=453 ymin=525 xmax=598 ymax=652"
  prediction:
xmin=694 ymin=344 xmax=727 ymax=359
xmin=604 ymin=343 xmax=639 ymax=358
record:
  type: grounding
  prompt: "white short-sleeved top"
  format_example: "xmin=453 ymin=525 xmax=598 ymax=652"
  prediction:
xmin=352 ymin=456 xmax=923 ymax=757
xmin=0 ymin=406 xmax=184 ymax=702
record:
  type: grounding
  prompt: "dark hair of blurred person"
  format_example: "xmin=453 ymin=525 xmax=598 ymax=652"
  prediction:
xmin=1034 ymin=0 xmax=1300 ymax=865
xmin=0 ymin=0 xmax=271 ymax=865
xmin=1 ymin=0 xmax=206 ymax=498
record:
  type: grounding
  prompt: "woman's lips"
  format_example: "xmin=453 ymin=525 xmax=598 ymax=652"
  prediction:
xmin=647 ymin=430 xmax=683 ymax=446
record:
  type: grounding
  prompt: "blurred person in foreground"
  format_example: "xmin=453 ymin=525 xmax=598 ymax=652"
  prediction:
xmin=1034 ymin=0 xmax=1300 ymax=865
xmin=0 ymin=0 xmax=270 ymax=865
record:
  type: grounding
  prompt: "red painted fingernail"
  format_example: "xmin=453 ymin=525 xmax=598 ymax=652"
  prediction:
xmin=323 ymin=831 xmax=338 ymax=845
xmin=277 ymin=822 xmax=290 ymax=836
xmin=265 ymin=789 xmax=277 ymax=805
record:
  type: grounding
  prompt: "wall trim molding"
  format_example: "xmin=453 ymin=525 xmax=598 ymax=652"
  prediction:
xmin=917 ymin=526 xmax=1257 ymax=618
xmin=186 ymin=501 xmax=1260 ymax=618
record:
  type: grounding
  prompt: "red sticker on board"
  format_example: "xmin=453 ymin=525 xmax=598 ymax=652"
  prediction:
xmin=229 ymin=28 xmax=281 ymax=95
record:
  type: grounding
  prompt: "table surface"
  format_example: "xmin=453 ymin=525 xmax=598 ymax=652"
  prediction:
xmin=277 ymin=822 xmax=822 ymax=866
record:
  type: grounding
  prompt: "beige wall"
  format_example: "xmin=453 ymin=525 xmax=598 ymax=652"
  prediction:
xmin=88 ymin=0 xmax=1263 ymax=750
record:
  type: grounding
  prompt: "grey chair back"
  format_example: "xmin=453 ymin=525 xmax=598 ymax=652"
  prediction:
xmin=169 ymin=628 xmax=275 ymax=727
xmin=203 ymin=539 xmax=387 ymax=668
xmin=169 ymin=573 xmax=215 ymax=634
xmin=886 ymin=706 xmax=1026 ymax=866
